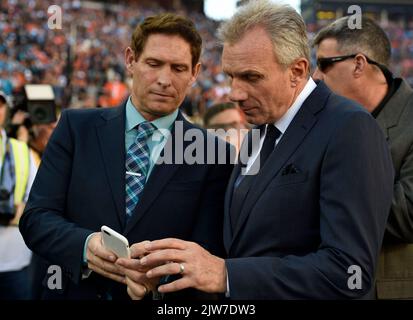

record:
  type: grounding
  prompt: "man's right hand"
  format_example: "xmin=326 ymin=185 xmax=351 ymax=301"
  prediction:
xmin=86 ymin=232 xmax=125 ymax=284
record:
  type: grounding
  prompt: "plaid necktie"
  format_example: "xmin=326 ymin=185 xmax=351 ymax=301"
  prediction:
xmin=125 ymin=121 xmax=156 ymax=220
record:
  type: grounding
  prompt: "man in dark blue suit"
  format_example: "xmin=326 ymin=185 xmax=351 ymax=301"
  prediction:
xmin=123 ymin=1 xmax=394 ymax=299
xmin=19 ymin=13 xmax=233 ymax=300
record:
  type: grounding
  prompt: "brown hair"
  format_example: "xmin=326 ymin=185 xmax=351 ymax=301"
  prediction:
xmin=131 ymin=13 xmax=202 ymax=69
xmin=203 ymin=102 xmax=246 ymax=127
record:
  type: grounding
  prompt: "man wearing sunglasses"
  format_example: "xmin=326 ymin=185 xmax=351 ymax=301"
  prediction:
xmin=313 ymin=16 xmax=413 ymax=300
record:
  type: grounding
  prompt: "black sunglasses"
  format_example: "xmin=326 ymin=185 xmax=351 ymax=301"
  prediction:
xmin=317 ymin=53 xmax=385 ymax=71
xmin=316 ymin=54 xmax=357 ymax=72
xmin=316 ymin=53 xmax=393 ymax=81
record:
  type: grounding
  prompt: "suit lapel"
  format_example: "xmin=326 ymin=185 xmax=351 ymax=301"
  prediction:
xmin=223 ymin=161 xmax=241 ymax=250
xmin=96 ymin=104 xmax=126 ymax=230
xmin=224 ymin=127 xmax=259 ymax=250
xmin=228 ymin=82 xmax=330 ymax=251
xmin=124 ymin=112 xmax=190 ymax=235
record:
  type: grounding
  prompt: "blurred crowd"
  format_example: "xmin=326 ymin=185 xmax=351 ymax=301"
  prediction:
xmin=0 ymin=0 xmax=413 ymax=122
xmin=0 ymin=0 xmax=230 ymax=123
xmin=0 ymin=0 xmax=412 ymax=301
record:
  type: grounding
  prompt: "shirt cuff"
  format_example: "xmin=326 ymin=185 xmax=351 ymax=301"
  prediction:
xmin=82 ymin=233 xmax=96 ymax=279
xmin=225 ymin=265 xmax=230 ymax=298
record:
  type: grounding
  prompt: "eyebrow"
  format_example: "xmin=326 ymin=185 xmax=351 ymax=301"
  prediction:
xmin=224 ymin=69 xmax=263 ymax=78
xmin=146 ymin=58 xmax=190 ymax=69
xmin=172 ymin=63 xmax=189 ymax=70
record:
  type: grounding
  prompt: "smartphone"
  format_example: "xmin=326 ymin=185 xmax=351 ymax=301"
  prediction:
xmin=101 ymin=225 xmax=130 ymax=259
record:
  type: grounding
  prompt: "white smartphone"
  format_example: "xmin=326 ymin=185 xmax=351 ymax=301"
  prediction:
xmin=101 ymin=225 xmax=130 ymax=259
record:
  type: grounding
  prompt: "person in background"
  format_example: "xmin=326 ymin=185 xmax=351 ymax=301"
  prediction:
xmin=0 ymin=90 xmax=36 ymax=300
xmin=7 ymin=109 xmax=58 ymax=167
xmin=28 ymin=122 xmax=58 ymax=167
xmin=203 ymin=102 xmax=249 ymax=153
xmin=313 ymin=16 xmax=413 ymax=299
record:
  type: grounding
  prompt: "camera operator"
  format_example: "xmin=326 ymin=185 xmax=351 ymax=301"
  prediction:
xmin=7 ymin=105 xmax=57 ymax=167
xmin=0 ymin=91 xmax=37 ymax=300
xmin=28 ymin=121 xmax=57 ymax=167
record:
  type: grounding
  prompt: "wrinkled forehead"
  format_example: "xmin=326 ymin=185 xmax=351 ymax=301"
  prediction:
xmin=222 ymin=40 xmax=277 ymax=75
xmin=140 ymin=33 xmax=193 ymax=64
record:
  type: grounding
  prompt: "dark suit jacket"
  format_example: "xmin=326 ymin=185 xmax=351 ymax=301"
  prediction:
xmin=224 ymin=81 xmax=394 ymax=299
xmin=375 ymin=78 xmax=413 ymax=299
xmin=20 ymin=104 xmax=233 ymax=299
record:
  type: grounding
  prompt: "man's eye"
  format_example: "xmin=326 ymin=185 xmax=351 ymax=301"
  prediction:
xmin=148 ymin=62 xmax=159 ymax=67
xmin=244 ymin=75 xmax=260 ymax=82
xmin=174 ymin=66 xmax=186 ymax=72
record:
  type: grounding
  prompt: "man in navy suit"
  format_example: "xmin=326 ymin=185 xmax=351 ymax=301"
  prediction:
xmin=19 ymin=13 xmax=233 ymax=300
xmin=122 ymin=1 xmax=394 ymax=299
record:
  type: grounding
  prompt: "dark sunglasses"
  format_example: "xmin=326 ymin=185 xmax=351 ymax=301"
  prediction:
xmin=317 ymin=53 xmax=384 ymax=71
xmin=316 ymin=54 xmax=357 ymax=72
xmin=316 ymin=53 xmax=393 ymax=81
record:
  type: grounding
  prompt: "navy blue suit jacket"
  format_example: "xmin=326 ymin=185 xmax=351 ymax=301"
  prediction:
xmin=224 ymin=82 xmax=394 ymax=299
xmin=20 ymin=104 xmax=233 ymax=299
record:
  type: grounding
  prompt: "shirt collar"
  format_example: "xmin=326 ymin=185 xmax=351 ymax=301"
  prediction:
xmin=273 ymin=77 xmax=317 ymax=134
xmin=125 ymin=96 xmax=178 ymax=138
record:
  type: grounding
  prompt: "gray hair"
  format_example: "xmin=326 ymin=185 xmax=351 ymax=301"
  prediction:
xmin=312 ymin=16 xmax=391 ymax=67
xmin=217 ymin=0 xmax=310 ymax=67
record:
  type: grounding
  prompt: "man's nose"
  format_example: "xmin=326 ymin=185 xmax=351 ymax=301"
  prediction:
xmin=312 ymin=67 xmax=324 ymax=81
xmin=229 ymin=81 xmax=248 ymax=102
xmin=157 ymin=67 xmax=172 ymax=87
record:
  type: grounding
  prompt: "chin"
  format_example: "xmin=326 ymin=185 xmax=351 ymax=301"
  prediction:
xmin=150 ymin=104 xmax=178 ymax=116
xmin=245 ymin=114 xmax=264 ymax=126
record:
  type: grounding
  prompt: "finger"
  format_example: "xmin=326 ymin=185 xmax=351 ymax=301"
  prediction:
xmin=123 ymin=268 xmax=146 ymax=283
xmin=116 ymin=258 xmax=144 ymax=271
xmin=130 ymin=241 xmax=151 ymax=258
xmin=125 ymin=277 xmax=147 ymax=300
xmin=157 ymin=277 xmax=191 ymax=294
xmin=144 ymin=238 xmax=187 ymax=251
xmin=88 ymin=255 xmax=124 ymax=276
xmin=123 ymin=270 xmax=160 ymax=293
xmin=88 ymin=234 xmax=116 ymax=262
xmin=93 ymin=242 xmax=117 ymax=262
xmin=89 ymin=263 xmax=126 ymax=284
xmin=140 ymin=249 xmax=184 ymax=267
xmin=127 ymin=286 xmax=140 ymax=300
xmin=146 ymin=262 xmax=182 ymax=279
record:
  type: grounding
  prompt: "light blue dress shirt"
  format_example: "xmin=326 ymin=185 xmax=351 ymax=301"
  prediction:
xmin=125 ymin=96 xmax=178 ymax=179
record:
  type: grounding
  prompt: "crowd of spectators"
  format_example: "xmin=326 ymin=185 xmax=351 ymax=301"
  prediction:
xmin=0 ymin=0 xmax=412 ymax=122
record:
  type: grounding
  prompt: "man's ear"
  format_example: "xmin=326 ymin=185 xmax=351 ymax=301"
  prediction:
xmin=290 ymin=58 xmax=309 ymax=87
xmin=125 ymin=47 xmax=136 ymax=74
xmin=188 ymin=62 xmax=201 ymax=87
xmin=353 ymin=54 xmax=367 ymax=78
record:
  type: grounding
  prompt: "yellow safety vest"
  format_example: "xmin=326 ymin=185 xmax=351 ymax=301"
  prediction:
xmin=9 ymin=138 xmax=30 ymax=204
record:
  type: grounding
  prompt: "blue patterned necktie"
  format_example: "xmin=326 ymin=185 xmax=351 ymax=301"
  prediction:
xmin=125 ymin=121 xmax=156 ymax=220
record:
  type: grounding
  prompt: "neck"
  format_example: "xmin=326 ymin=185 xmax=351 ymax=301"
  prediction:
xmin=130 ymin=95 xmax=159 ymax=122
xmin=288 ymin=79 xmax=308 ymax=108
xmin=355 ymin=81 xmax=388 ymax=113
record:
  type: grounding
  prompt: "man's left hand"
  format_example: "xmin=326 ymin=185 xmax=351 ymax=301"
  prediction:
xmin=140 ymin=238 xmax=227 ymax=294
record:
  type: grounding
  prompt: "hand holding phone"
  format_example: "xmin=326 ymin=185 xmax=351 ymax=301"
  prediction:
xmin=101 ymin=225 xmax=130 ymax=259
